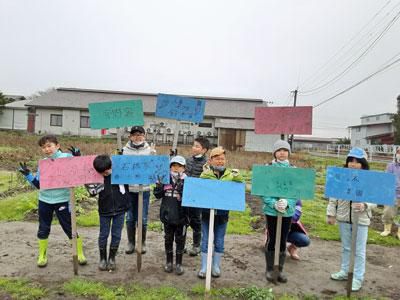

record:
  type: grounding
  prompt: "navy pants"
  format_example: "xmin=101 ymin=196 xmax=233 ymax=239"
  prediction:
xmin=265 ymin=215 xmax=292 ymax=252
xmin=99 ymin=213 xmax=125 ymax=248
xmin=37 ymin=200 xmax=73 ymax=239
xmin=164 ymin=223 xmax=187 ymax=254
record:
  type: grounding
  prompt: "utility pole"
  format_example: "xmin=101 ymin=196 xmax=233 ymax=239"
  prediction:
xmin=289 ymin=89 xmax=298 ymax=148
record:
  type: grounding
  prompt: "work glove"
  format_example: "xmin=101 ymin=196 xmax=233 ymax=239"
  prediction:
xmin=231 ymin=169 xmax=240 ymax=177
xmin=68 ymin=146 xmax=81 ymax=156
xmin=18 ymin=162 xmax=31 ymax=176
xmin=352 ymin=202 xmax=367 ymax=212
xmin=274 ymin=198 xmax=288 ymax=213
xmin=169 ymin=149 xmax=177 ymax=157
xmin=117 ymin=148 xmax=123 ymax=155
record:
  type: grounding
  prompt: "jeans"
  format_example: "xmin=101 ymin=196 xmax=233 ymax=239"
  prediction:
xmin=338 ymin=222 xmax=369 ymax=282
xmin=200 ymin=219 xmax=227 ymax=254
xmin=287 ymin=231 xmax=310 ymax=248
xmin=38 ymin=200 xmax=73 ymax=239
xmin=99 ymin=213 xmax=125 ymax=248
xmin=126 ymin=191 xmax=150 ymax=229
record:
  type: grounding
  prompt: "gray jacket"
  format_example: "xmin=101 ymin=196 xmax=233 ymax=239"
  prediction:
xmin=326 ymin=198 xmax=377 ymax=226
xmin=122 ymin=141 xmax=156 ymax=192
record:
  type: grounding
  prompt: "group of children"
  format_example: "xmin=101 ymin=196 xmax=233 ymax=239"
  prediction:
xmin=19 ymin=129 xmax=400 ymax=293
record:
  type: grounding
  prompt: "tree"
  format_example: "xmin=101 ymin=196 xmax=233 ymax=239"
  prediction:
xmin=0 ymin=91 xmax=14 ymax=115
xmin=392 ymin=95 xmax=400 ymax=144
xmin=336 ymin=137 xmax=351 ymax=144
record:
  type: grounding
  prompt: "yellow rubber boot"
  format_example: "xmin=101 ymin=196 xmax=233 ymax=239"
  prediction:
xmin=76 ymin=236 xmax=87 ymax=265
xmin=37 ymin=239 xmax=48 ymax=267
xmin=380 ymin=224 xmax=392 ymax=237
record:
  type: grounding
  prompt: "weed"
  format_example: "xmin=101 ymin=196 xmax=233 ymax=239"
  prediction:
xmin=0 ymin=277 xmax=47 ymax=300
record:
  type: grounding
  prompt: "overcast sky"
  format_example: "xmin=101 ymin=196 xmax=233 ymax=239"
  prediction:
xmin=1 ymin=0 xmax=399 ymax=138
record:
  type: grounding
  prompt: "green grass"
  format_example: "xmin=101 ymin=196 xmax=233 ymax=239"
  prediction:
xmin=77 ymin=209 xmax=99 ymax=226
xmin=0 ymin=170 xmax=13 ymax=192
xmin=0 ymin=278 xmax=47 ymax=300
xmin=227 ymin=205 xmax=258 ymax=235
xmin=0 ymin=191 xmax=38 ymax=221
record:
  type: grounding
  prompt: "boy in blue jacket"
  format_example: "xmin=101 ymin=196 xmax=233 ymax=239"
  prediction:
xmin=86 ymin=154 xmax=131 ymax=271
xmin=18 ymin=135 xmax=87 ymax=267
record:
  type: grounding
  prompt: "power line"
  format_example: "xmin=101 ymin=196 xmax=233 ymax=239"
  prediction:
xmin=313 ymin=54 xmax=400 ymax=108
xmin=300 ymin=7 xmax=400 ymax=95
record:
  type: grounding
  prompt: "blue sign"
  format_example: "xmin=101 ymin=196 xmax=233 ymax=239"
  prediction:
xmin=325 ymin=167 xmax=396 ymax=205
xmin=182 ymin=177 xmax=246 ymax=211
xmin=155 ymin=94 xmax=205 ymax=123
xmin=111 ymin=155 xmax=170 ymax=185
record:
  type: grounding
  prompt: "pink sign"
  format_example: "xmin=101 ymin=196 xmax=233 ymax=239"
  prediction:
xmin=39 ymin=155 xmax=103 ymax=189
xmin=255 ymin=106 xmax=313 ymax=134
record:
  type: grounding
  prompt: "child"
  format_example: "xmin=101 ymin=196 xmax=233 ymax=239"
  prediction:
xmin=86 ymin=155 xmax=131 ymax=271
xmin=286 ymin=199 xmax=310 ymax=260
xmin=263 ymin=139 xmax=297 ymax=283
xmin=154 ymin=155 xmax=188 ymax=275
xmin=380 ymin=147 xmax=400 ymax=238
xmin=184 ymin=137 xmax=210 ymax=256
xmin=197 ymin=146 xmax=244 ymax=278
xmin=122 ymin=126 xmax=156 ymax=255
xmin=18 ymin=135 xmax=87 ymax=267
xmin=327 ymin=147 xmax=376 ymax=292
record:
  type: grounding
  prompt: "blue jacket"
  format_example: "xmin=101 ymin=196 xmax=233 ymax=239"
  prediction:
xmin=24 ymin=150 xmax=72 ymax=204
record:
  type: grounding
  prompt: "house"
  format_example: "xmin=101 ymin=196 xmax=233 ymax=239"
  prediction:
xmin=348 ymin=113 xmax=394 ymax=147
xmin=0 ymin=100 xmax=31 ymax=130
xmin=26 ymin=87 xmax=280 ymax=152
xmin=292 ymin=136 xmax=339 ymax=151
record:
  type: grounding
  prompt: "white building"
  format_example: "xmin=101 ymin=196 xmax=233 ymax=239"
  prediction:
xmin=0 ymin=100 xmax=31 ymax=130
xmin=348 ymin=113 xmax=394 ymax=147
xmin=26 ymin=87 xmax=280 ymax=152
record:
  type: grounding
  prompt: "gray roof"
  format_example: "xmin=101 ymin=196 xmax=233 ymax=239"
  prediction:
xmin=26 ymin=87 xmax=266 ymax=119
xmin=4 ymin=100 xmax=32 ymax=109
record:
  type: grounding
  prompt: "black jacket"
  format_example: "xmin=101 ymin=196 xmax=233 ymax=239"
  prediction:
xmin=185 ymin=155 xmax=207 ymax=178
xmin=86 ymin=175 xmax=131 ymax=217
xmin=154 ymin=175 xmax=188 ymax=225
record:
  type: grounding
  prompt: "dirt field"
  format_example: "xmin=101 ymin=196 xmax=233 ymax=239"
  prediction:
xmin=1 ymin=218 xmax=399 ymax=299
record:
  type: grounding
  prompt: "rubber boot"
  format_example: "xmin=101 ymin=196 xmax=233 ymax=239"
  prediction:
xmin=380 ymin=224 xmax=392 ymax=237
xmin=76 ymin=236 xmax=87 ymax=265
xmin=98 ymin=247 xmax=107 ymax=271
xmin=37 ymin=239 xmax=48 ymax=268
xmin=164 ymin=251 xmax=173 ymax=273
xmin=189 ymin=231 xmax=201 ymax=256
xmin=211 ymin=252 xmax=222 ymax=278
xmin=397 ymin=227 xmax=400 ymax=239
xmin=125 ymin=225 xmax=136 ymax=254
xmin=108 ymin=246 xmax=118 ymax=271
xmin=141 ymin=227 xmax=147 ymax=254
xmin=265 ymin=251 xmax=274 ymax=282
xmin=175 ymin=252 xmax=184 ymax=275
xmin=197 ymin=252 xmax=208 ymax=279
xmin=278 ymin=252 xmax=288 ymax=283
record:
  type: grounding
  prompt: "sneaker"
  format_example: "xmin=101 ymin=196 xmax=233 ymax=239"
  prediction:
xmin=330 ymin=270 xmax=348 ymax=281
xmin=352 ymin=278 xmax=362 ymax=292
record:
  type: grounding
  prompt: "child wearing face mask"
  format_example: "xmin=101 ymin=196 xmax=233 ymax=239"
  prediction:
xmin=380 ymin=147 xmax=400 ymax=238
xmin=263 ymin=139 xmax=297 ymax=284
xmin=326 ymin=147 xmax=376 ymax=292
xmin=197 ymin=146 xmax=244 ymax=279
xmin=154 ymin=156 xmax=188 ymax=275
xmin=122 ymin=126 xmax=156 ymax=255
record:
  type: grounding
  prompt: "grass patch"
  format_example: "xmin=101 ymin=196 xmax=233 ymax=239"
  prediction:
xmin=0 ymin=277 xmax=47 ymax=300
xmin=227 ymin=205 xmax=258 ymax=235
xmin=77 ymin=209 xmax=99 ymax=226
xmin=148 ymin=220 xmax=163 ymax=232
xmin=0 ymin=191 xmax=38 ymax=221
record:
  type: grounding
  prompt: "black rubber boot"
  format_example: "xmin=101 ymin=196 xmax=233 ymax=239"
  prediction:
xmin=278 ymin=252 xmax=288 ymax=283
xmin=265 ymin=251 xmax=275 ymax=282
xmin=175 ymin=252 xmax=184 ymax=275
xmin=108 ymin=246 xmax=118 ymax=271
xmin=164 ymin=251 xmax=173 ymax=273
xmin=98 ymin=247 xmax=107 ymax=271
xmin=141 ymin=227 xmax=147 ymax=254
xmin=125 ymin=225 xmax=136 ymax=254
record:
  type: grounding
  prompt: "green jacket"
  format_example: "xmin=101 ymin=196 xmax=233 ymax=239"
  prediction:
xmin=200 ymin=168 xmax=245 ymax=220
xmin=262 ymin=160 xmax=297 ymax=217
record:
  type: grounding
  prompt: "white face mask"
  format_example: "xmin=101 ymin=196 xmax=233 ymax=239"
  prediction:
xmin=194 ymin=154 xmax=203 ymax=158
xmin=171 ymin=171 xmax=180 ymax=177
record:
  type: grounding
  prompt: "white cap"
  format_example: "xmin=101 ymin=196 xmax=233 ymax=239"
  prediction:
xmin=170 ymin=155 xmax=186 ymax=166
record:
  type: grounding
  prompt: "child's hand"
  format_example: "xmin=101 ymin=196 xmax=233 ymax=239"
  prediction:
xmin=117 ymin=148 xmax=123 ymax=155
xmin=18 ymin=162 xmax=31 ymax=176
xmin=231 ymin=169 xmax=240 ymax=177
xmin=274 ymin=198 xmax=287 ymax=213
xmin=352 ymin=202 xmax=366 ymax=212
xmin=68 ymin=146 xmax=81 ymax=156
xmin=326 ymin=216 xmax=336 ymax=225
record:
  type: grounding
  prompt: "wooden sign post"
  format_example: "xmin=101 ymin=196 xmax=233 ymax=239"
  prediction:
xmin=137 ymin=185 xmax=144 ymax=272
xmin=182 ymin=178 xmax=246 ymax=293
xmin=70 ymin=188 xmax=79 ymax=275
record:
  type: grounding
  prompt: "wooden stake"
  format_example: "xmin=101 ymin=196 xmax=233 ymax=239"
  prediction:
xmin=205 ymin=209 xmax=215 ymax=292
xmin=272 ymin=213 xmax=282 ymax=284
xmin=346 ymin=211 xmax=359 ymax=297
xmin=136 ymin=185 xmax=143 ymax=272
xmin=70 ymin=188 xmax=79 ymax=275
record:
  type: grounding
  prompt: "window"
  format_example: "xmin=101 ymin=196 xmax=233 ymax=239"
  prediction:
xmin=80 ymin=116 xmax=90 ymax=128
xmin=50 ymin=114 xmax=62 ymax=127
xmin=199 ymin=122 xmax=212 ymax=128
xmin=376 ymin=116 xmax=380 ymax=120
xmin=356 ymin=127 xmax=361 ymax=132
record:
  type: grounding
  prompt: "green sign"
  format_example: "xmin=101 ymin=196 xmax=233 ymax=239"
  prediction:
xmin=251 ymin=165 xmax=316 ymax=199
xmin=88 ymin=100 xmax=144 ymax=129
